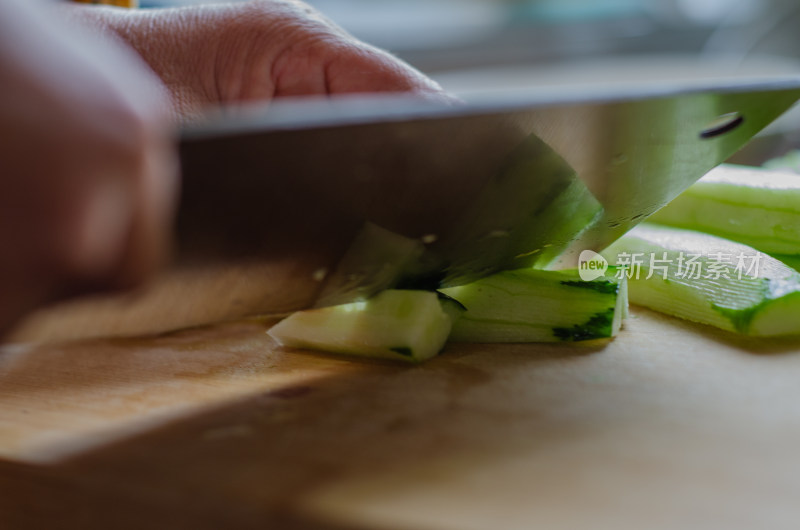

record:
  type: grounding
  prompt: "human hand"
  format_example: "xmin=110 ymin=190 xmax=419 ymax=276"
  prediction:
xmin=68 ymin=0 xmax=447 ymax=119
xmin=0 ymin=0 xmax=177 ymax=334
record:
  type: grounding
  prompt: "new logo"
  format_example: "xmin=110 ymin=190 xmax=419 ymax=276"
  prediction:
xmin=578 ymin=250 xmax=608 ymax=281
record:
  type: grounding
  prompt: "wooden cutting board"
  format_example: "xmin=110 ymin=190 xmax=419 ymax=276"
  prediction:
xmin=3 ymin=306 xmax=800 ymax=529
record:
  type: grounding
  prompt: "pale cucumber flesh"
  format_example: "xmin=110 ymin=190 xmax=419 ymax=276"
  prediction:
xmin=763 ymin=149 xmax=800 ymax=173
xmin=440 ymin=269 xmax=626 ymax=343
xmin=649 ymin=164 xmax=800 ymax=254
xmin=268 ymin=290 xmax=458 ymax=363
xmin=602 ymin=224 xmax=800 ymax=337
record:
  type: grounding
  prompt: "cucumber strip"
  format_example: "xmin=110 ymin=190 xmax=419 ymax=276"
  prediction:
xmin=772 ymin=254 xmax=800 ymax=273
xmin=602 ymin=224 xmax=800 ymax=337
xmin=648 ymin=164 xmax=800 ymax=254
xmin=267 ymin=290 xmax=460 ymax=363
xmin=763 ymin=149 xmax=800 ymax=173
xmin=440 ymin=269 xmax=627 ymax=343
xmin=314 ymin=222 xmax=425 ymax=307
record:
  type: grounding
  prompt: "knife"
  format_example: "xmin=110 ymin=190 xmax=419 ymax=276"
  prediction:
xmin=11 ymin=77 xmax=800 ymax=342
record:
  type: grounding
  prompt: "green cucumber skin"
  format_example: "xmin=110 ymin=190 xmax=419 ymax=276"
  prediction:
xmin=267 ymin=290 xmax=457 ymax=363
xmin=603 ymin=224 xmax=800 ymax=337
xmin=552 ymin=312 xmax=614 ymax=341
xmin=388 ymin=347 xmax=414 ymax=358
xmin=441 ymin=269 xmax=625 ymax=343
xmin=560 ymin=279 xmax=620 ymax=295
xmin=649 ymin=164 xmax=800 ymax=254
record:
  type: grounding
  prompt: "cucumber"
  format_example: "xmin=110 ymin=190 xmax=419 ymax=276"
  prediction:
xmin=648 ymin=164 xmax=800 ymax=254
xmin=314 ymin=222 xmax=425 ymax=307
xmin=440 ymin=269 xmax=627 ymax=343
xmin=438 ymin=134 xmax=602 ymax=286
xmin=267 ymin=290 xmax=460 ymax=363
xmin=602 ymin=224 xmax=800 ymax=337
xmin=773 ymin=253 xmax=800 ymax=273
xmin=763 ymin=150 xmax=800 ymax=173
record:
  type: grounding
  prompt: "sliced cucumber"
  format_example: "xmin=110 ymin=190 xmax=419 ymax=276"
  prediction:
xmin=440 ymin=269 xmax=627 ymax=343
xmin=267 ymin=290 xmax=460 ymax=362
xmin=773 ymin=253 xmax=800 ymax=273
xmin=763 ymin=149 xmax=800 ymax=173
xmin=602 ymin=224 xmax=800 ymax=337
xmin=648 ymin=164 xmax=800 ymax=254
xmin=438 ymin=134 xmax=602 ymax=286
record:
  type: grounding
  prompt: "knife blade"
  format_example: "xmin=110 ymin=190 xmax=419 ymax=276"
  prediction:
xmin=11 ymin=77 xmax=800 ymax=341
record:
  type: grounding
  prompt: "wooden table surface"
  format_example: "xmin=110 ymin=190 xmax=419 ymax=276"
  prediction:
xmin=2 ymin=307 xmax=800 ymax=529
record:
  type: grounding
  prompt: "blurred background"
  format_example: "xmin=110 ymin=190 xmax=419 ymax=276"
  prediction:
xmin=138 ymin=0 xmax=800 ymax=74
xmin=142 ymin=0 xmax=800 ymax=157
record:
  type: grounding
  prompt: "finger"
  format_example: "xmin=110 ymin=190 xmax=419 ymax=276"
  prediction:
xmin=326 ymin=43 xmax=445 ymax=96
xmin=112 ymin=126 xmax=180 ymax=290
xmin=269 ymin=40 xmax=331 ymax=98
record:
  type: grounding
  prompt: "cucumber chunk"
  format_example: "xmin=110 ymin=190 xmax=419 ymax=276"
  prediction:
xmin=440 ymin=269 xmax=627 ymax=343
xmin=267 ymin=290 xmax=459 ymax=362
xmin=602 ymin=224 xmax=800 ymax=337
xmin=648 ymin=164 xmax=800 ymax=254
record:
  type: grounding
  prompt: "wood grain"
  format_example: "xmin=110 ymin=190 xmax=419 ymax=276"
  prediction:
xmin=3 ymin=308 xmax=800 ymax=529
